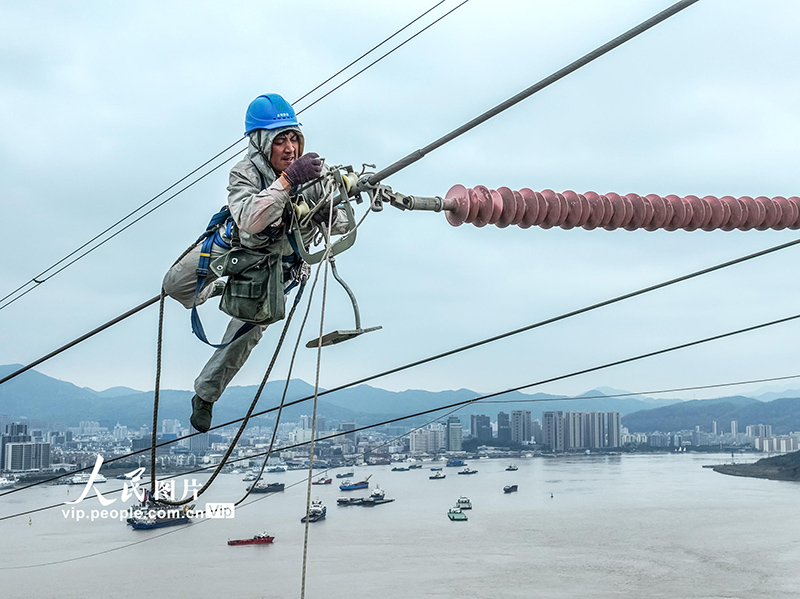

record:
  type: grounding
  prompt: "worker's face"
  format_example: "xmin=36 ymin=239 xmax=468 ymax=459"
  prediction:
xmin=270 ymin=131 xmax=301 ymax=173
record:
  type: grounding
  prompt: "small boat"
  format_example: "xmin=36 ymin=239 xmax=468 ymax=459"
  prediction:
xmin=429 ymin=471 xmax=446 ymax=480
xmin=312 ymin=477 xmax=332 ymax=485
xmin=391 ymin=466 xmax=409 ymax=472
xmin=445 ymin=458 xmax=466 ymax=467
xmin=447 ymin=507 xmax=468 ymax=521
xmin=337 ymin=496 xmax=363 ymax=506
xmin=430 ymin=467 xmax=443 ymax=472
xmin=242 ymin=473 xmax=261 ymax=482
xmin=408 ymin=464 xmax=422 ymax=469
xmin=247 ymin=482 xmax=285 ymax=493
xmin=458 ymin=467 xmax=478 ymax=475
xmin=455 ymin=496 xmax=472 ymax=510
xmin=503 ymin=485 xmax=518 ymax=493
xmin=506 ymin=464 xmax=518 ymax=471
xmin=359 ymin=487 xmax=394 ymax=506
xmin=69 ymin=472 xmax=107 ymax=485
xmin=336 ymin=471 xmax=354 ymax=479
xmin=0 ymin=477 xmax=15 ymax=489
xmin=339 ymin=475 xmax=371 ymax=491
xmin=265 ymin=464 xmax=287 ymax=473
xmin=301 ymin=499 xmax=327 ymax=523
xmin=130 ymin=505 xmax=194 ymax=530
xmin=227 ymin=533 xmax=274 ymax=546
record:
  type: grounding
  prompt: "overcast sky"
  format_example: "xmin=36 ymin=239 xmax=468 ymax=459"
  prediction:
xmin=2 ymin=0 xmax=800 ymax=402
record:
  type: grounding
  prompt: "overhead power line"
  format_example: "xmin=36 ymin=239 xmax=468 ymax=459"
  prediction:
xmin=2 ymin=365 xmax=798 ymax=529
xmin=3 ymin=308 xmax=799 ymax=504
xmin=367 ymin=0 xmax=700 ymax=185
xmin=0 ymin=0 xmax=465 ymax=314
xmin=7 ymin=370 xmax=794 ymax=569
xmin=4 ymin=234 xmax=799 ymax=389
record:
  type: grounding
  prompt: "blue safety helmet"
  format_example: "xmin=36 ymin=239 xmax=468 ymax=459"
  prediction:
xmin=244 ymin=93 xmax=301 ymax=135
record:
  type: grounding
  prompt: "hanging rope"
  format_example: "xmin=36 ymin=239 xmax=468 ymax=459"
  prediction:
xmin=300 ymin=200 xmax=337 ymax=599
xmin=149 ymin=276 xmax=308 ymax=505
xmin=234 ymin=259 xmax=324 ymax=506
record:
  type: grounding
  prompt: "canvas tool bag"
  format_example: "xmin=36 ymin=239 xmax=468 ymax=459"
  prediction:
xmin=212 ymin=246 xmax=286 ymax=325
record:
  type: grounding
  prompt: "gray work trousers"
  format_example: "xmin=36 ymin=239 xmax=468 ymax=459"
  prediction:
xmin=162 ymin=243 xmax=268 ymax=403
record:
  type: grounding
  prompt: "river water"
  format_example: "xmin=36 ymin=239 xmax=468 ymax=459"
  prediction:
xmin=1 ymin=453 xmax=798 ymax=599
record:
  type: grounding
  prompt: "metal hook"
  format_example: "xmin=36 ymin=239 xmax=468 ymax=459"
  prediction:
xmin=305 ymin=257 xmax=381 ymax=348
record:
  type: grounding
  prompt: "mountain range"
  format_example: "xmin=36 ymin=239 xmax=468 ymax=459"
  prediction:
xmin=622 ymin=394 xmax=800 ymax=435
xmin=2 ymin=364 xmax=800 ymax=434
xmin=0 ymin=364 xmax=680 ymax=430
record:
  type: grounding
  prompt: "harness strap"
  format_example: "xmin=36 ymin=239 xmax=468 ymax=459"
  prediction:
xmin=190 ymin=207 xmax=251 ymax=348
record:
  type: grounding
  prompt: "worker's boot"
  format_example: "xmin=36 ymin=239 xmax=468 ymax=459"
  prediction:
xmin=190 ymin=395 xmax=214 ymax=433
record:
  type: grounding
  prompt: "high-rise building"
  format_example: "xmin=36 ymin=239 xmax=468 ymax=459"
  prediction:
xmin=1 ymin=423 xmax=31 ymax=468
xmin=511 ymin=410 xmax=532 ymax=444
xmin=410 ymin=424 xmax=446 ymax=453
xmin=446 ymin=416 xmax=463 ymax=451
xmin=531 ymin=420 xmax=543 ymax=444
xmin=730 ymin=420 xmax=738 ymax=436
xmin=712 ymin=421 xmax=718 ymax=435
xmin=746 ymin=424 xmax=772 ymax=438
xmin=470 ymin=415 xmax=492 ymax=442
xmin=4 ymin=442 xmax=50 ymax=471
xmin=542 ymin=411 xmax=564 ymax=451
xmin=189 ymin=433 xmax=210 ymax=455
xmin=583 ymin=412 xmax=605 ymax=449
xmin=339 ymin=422 xmax=357 ymax=443
xmin=497 ymin=412 xmax=511 ymax=443
xmin=564 ymin=412 xmax=584 ymax=450
xmin=113 ymin=423 xmax=129 ymax=442
xmin=161 ymin=419 xmax=181 ymax=435
xmin=606 ymin=412 xmax=621 ymax=448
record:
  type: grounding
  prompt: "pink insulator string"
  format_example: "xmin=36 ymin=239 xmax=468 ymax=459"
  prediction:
xmin=443 ymin=185 xmax=800 ymax=231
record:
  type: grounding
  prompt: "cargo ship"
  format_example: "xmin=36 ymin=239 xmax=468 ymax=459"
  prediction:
xmin=338 ymin=475 xmax=371 ymax=491
xmin=227 ymin=533 xmax=274 ymax=546
xmin=130 ymin=505 xmax=194 ymax=530
xmin=247 ymin=482 xmax=285 ymax=493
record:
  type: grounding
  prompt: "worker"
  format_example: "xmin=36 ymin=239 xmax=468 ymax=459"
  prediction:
xmin=162 ymin=93 xmax=349 ymax=432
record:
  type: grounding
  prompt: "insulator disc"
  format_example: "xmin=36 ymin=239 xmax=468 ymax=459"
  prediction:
xmin=518 ymin=188 xmax=539 ymax=228
xmin=472 ymin=185 xmax=494 ymax=227
xmin=495 ymin=187 xmax=518 ymax=228
xmin=787 ymin=197 xmax=800 ymax=229
xmin=644 ymin=194 xmax=670 ymax=231
xmin=774 ymin=197 xmax=795 ymax=229
xmin=581 ymin=191 xmax=605 ymax=230
xmin=719 ymin=196 xmax=743 ymax=230
xmin=540 ymin=189 xmax=565 ymax=229
xmin=739 ymin=196 xmax=761 ymax=230
xmin=510 ymin=190 xmax=527 ymax=226
xmin=662 ymin=195 xmax=683 ymax=230
xmin=702 ymin=195 xmax=726 ymax=231
xmin=755 ymin=196 xmax=781 ymax=230
xmin=625 ymin=194 xmax=651 ymax=230
xmin=488 ymin=189 xmax=504 ymax=225
xmin=603 ymin=193 xmax=625 ymax=230
xmin=561 ymin=190 xmax=584 ymax=229
xmin=444 ymin=185 xmax=470 ymax=227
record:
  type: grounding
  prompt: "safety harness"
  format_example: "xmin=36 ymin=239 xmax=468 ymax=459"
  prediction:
xmin=189 ymin=176 xmax=308 ymax=349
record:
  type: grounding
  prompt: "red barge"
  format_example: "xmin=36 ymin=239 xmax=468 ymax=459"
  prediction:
xmin=227 ymin=533 xmax=274 ymax=546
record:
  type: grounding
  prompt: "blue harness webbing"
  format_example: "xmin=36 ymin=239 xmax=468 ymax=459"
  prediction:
xmin=190 ymin=206 xmax=255 ymax=348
